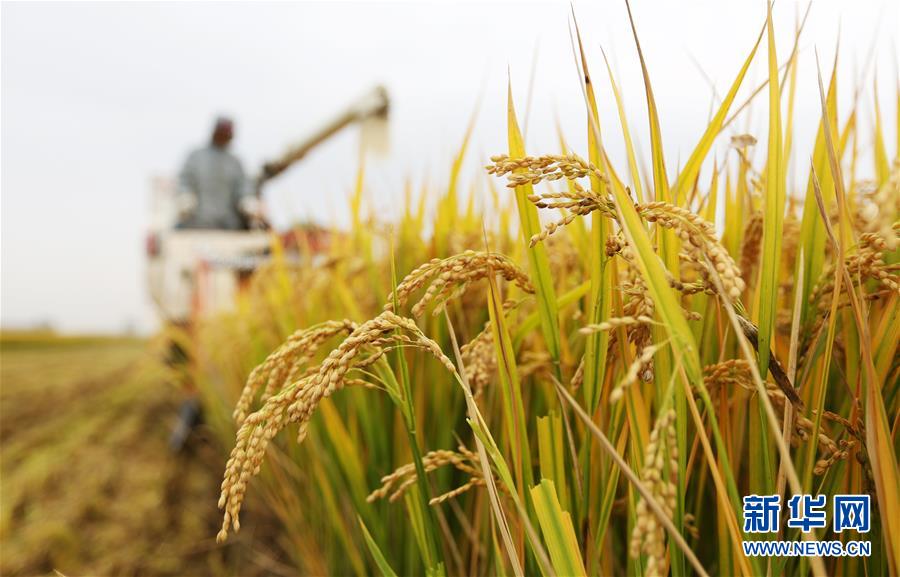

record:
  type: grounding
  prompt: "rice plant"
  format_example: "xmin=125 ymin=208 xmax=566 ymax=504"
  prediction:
xmin=196 ymin=4 xmax=899 ymax=576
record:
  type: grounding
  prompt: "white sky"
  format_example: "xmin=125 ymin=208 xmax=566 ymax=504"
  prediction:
xmin=1 ymin=0 xmax=897 ymax=334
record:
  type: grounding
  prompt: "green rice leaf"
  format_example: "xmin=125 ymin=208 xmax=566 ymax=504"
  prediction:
xmin=359 ymin=517 xmax=400 ymax=577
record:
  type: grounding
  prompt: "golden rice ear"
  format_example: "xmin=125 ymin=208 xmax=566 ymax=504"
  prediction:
xmin=739 ymin=210 xmax=764 ymax=285
xmin=217 ymin=310 xmax=467 ymax=544
xmin=232 ymin=320 xmax=356 ymax=424
xmin=629 ymin=410 xmax=678 ymax=572
xmin=635 ymin=202 xmax=745 ymax=300
xmin=366 ymin=447 xmax=488 ymax=505
xmin=385 ymin=251 xmax=534 ymax=317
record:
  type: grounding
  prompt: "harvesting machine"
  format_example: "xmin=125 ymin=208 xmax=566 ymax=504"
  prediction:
xmin=146 ymin=86 xmax=390 ymax=325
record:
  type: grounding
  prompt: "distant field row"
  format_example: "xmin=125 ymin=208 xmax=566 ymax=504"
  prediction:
xmin=0 ymin=331 xmax=145 ymax=350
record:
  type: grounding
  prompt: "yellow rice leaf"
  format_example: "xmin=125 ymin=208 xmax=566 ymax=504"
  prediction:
xmin=486 ymin=268 xmax=534 ymax=493
xmin=572 ymin=20 xmax=612 ymax=413
xmin=530 ymin=480 xmax=587 ymax=577
xmin=796 ymin=59 xmax=838 ymax=326
xmin=874 ymin=86 xmax=890 ymax=185
xmin=757 ymin=1 xmax=785 ymax=380
xmin=599 ymin=48 xmax=644 ymax=204
xmin=671 ymin=25 xmax=763 ymax=205
xmin=507 ymin=82 xmax=561 ymax=365
xmin=537 ymin=413 xmax=569 ymax=512
xmin=814 ymin=63 xmax=900 ymax=574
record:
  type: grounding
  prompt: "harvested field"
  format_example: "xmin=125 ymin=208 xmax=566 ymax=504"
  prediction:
xmin=0 ymin=335 xmax=230 ymax=576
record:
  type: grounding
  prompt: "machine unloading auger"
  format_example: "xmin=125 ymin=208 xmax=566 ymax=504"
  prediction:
xmin=147 ymin=85 xmax=390 ymax=325
xmin=256 ymin=85 xmax=389 ymax=190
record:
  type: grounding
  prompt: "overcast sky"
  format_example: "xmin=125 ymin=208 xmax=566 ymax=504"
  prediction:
xmin=2 ymin=1 xmax=897 ymax=334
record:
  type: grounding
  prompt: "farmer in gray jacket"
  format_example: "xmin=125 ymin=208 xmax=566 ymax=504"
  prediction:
xmin=167 ymin=117 xmax=264 ymax=452
xmin=176 ymin=117 xmax=262 ymax=230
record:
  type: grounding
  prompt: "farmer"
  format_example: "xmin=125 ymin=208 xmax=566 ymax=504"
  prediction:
xmin=168 ymin=117 xmax=265 ymax=452
xmin=176 ymin=116 xmax=263 ymax=230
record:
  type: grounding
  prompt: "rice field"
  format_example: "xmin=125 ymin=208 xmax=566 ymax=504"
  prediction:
xmin=0 ymin=334 xmax=222 ymax=575
xmin=0 ymin=333 xmax=302 ymax=576
xmin=191 ymin=6 xmax=899 ymax=577
xmin=3 ymin=4 xmax=898 ymax=577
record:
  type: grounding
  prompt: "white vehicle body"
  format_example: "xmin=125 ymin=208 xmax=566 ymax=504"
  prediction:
xmin=147 ymin=229 xmax=270 ymax=322
xmin=146 ymin=176 xmax=271 ymax=322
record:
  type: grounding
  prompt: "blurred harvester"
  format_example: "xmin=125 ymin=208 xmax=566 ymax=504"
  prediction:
xmin=148 ymin=85 xmax=389 ymax=323
xmin=146 ymin=86 xmax=390 ymax=449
